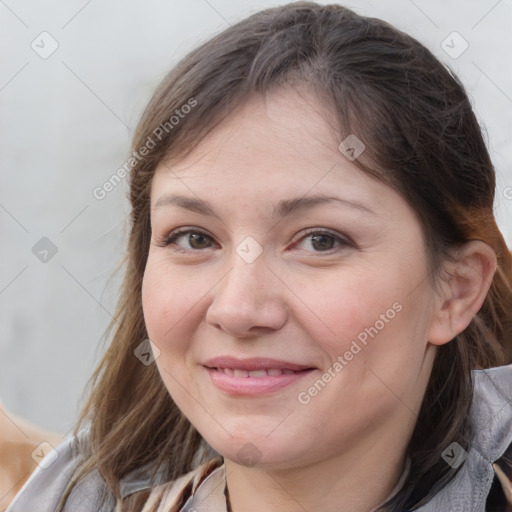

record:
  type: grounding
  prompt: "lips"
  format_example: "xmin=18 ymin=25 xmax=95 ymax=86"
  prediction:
xmin=202 ymin=357 xmax=315 ymax=395
xmin=203 ymin=356 xmax=314 ymax=373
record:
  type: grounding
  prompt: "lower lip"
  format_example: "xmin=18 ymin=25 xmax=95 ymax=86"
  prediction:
xmin=204 ymin=367 xmax=315 ymax=396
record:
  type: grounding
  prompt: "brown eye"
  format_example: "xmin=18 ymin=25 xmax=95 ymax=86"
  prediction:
xmin=187 ymin=232 xmax=212 ymax=249
xmin=310 ymin=234 xmax=336 ymax=251
xmin=293 ymin=230 xmax=353 ymax=253
xmin=158 ymin=229 xmax=216 ymax=251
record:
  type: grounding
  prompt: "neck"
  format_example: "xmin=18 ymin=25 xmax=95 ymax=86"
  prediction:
xmin=224 ymin=412 xmax=416 ymax=512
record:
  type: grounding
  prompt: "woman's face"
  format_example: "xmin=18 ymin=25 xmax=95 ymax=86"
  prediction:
xmin=142 ymin=86 xmax=440 ymax=470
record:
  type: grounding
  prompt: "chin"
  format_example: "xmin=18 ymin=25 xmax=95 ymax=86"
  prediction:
xmin=201 ymin=429 xmax=309 ymax=469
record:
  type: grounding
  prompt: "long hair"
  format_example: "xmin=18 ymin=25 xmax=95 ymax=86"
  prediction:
xmin=58 ymin=3 xmax=512 ymax=510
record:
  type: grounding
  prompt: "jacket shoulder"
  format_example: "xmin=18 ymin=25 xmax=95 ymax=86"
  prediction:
xmin=6 ymin=428 xmax=115 ymax=512
xmin=415 ymin=364 xmax=512 ymax=511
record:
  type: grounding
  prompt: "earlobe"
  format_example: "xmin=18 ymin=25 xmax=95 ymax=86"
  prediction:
xmin=428 ymin=240 xmax=497 ymax=346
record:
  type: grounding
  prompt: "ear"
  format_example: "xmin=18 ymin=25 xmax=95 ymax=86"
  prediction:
xmin=428 ymin=240 xmax=497 ymax=346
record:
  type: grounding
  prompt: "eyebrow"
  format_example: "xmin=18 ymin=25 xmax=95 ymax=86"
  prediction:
xmin=153 ymin=193 xmax=376 ymax=219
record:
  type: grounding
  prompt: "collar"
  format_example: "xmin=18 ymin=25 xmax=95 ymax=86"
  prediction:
xmin=141 ymin=455 xmax=411 ymax=512
xmin=140 ymin=456 xmax=226 ymax=512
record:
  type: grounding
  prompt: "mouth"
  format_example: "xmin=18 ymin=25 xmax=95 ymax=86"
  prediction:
xmin=202 ymin=357 xmax=316 ymax=395
xmin=214 ymin=367 xmax=302 ymax=377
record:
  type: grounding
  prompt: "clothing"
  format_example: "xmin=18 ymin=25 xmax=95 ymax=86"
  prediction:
xmin=6 ymin=365 xmax=512 ymax=512
xmin=415 ymin=364 xmax=512 ymax=512
xmin=0 ymin=402 xmax=62 ymax=511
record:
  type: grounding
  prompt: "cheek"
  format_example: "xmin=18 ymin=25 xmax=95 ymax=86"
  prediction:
xmin=292 ymin=281 xmax=431 ymax=442
xmin=142 ymin=255 xmax=231 ymax=365
xmin=298 ymin=272 xmax=403 ymax=357
xmin=301 ymin=265 xmax=432 ymax=394
xmin=142 ymin=257 xmax=203 ymax=352
xmin=141 ymin=257 xmax=210 ymax=406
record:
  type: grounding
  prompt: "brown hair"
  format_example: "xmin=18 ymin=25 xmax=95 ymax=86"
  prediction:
xmin=59 ymin=2 xmax=512 ymax=510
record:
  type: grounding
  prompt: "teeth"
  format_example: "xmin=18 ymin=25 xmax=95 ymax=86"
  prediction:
xmin=217 ymin=368 xmax=298 ymax=377
xmin=248 ymin=370 xmax=267 ymax=377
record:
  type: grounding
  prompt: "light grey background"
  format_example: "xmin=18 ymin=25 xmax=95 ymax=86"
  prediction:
xmin=1 ymin=0 xmax=511 ymax=436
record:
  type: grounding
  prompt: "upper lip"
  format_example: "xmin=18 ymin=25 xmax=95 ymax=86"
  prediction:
xmin=203 ymin=356 xmax=314 ymax=372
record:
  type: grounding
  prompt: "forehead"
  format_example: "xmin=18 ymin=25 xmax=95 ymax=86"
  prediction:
xmin=150 ymin=86 xmax=406 ymax=224
xmin=147 ymin=88 xmax=428 ymax=260
xmin=165 ymin=87 xmax=339 ymax=172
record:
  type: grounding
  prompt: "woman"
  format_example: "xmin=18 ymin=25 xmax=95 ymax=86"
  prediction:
xmin=7 ymin=2 xmax=512 ymax=511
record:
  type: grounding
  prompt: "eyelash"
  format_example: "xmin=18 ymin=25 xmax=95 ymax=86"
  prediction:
xmin=155 ymin=227 xmax=355 ymax=254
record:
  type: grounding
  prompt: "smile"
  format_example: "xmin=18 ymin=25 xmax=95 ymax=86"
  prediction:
xmin=202 ymin=357 xmax=315 ymax=395
xmin=215 ymin=368 xmax=298 ymax=377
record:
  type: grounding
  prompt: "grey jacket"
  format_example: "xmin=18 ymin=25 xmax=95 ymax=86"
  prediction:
xmin=7 ymin=364 xmax=512 ymax=512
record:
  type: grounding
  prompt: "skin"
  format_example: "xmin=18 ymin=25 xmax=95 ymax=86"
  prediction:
xmin=142 ymin=85 xmax=496 ymax=512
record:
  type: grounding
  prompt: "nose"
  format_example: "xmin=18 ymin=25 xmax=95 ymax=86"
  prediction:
xmin=205 ymin=256 xmax=288 ymax=338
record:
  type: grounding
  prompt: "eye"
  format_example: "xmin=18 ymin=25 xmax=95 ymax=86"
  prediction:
xmin=155 ymin=229 xmax=216 ymax=251
xmin=155 ymin=228 xmax=354 ymax=254
xmin=292 ymin=229 xmax=354 ymax=253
